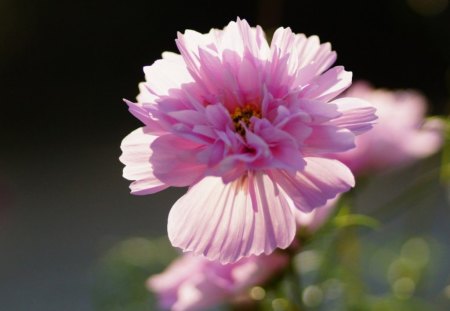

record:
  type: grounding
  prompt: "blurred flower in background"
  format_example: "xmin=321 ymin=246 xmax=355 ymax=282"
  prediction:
xmin=147 ymin=198 xmax=340 ymax=311
xmin=331 ymin=82 xmax=444 ymax=176
xmin=147 ymin=253 xmax=288 ymax=311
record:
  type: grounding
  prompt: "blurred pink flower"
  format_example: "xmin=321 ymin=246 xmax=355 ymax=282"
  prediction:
xmin=147 ymin=252 xmax=289 ymax=311
xmin=148 ymin=198 xmax=338 ymax=311
xmin=332 ymin=82 xmax=444 ymax=175
xmin=120 ymin=19 xmax=376 ymax=263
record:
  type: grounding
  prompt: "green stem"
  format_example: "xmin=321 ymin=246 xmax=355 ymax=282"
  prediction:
xmin=287 ymin=257 xmax=306 ymax=311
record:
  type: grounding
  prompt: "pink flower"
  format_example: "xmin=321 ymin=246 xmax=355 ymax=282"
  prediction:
xmin=331 ymin=82 xmax=444 ymax=175
xmin=147 ymin=252 xmax=289 ymax=311
xmin=147 ymin=198 xmax=337 ymax=311
xmin=120 ymin=19 xmax=376 ymax=263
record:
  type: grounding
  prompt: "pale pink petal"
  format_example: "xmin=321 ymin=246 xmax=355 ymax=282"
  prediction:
xmin=328 ymin=97 xmax=378 ymax=135
xmin=300 ymin=66 xmax=352 ymax=102
xmin=142 ymin=53 xmax=194 ymax=97
xmin=168 ymin=173 xmax=296 ymax=263
xmin=236 ymin=19 xmax=271 ymax=60
xmin=237 ymin=53 xmax=262 ymax=98
xmin=124 ymin=98 xmax=151 ymax=124
xmin=294 ymin=99 xmax=341 ymax=123
xmin=270 ymin=29 xmax=336 ymax=81
xmin=302 ymin=126 xmax=355 ymax=154
xmin=173 ymin=278 xmax=225 ymax=311
xmin=136 ymin=82 xmax=158 ymax=104
xmin=204 ymin=104 xmax=233 ymax=131
xmin=251 ymin=118 xmax=306 ymax=170
xmin=148 ymin=252 xmax=289 ymax=311
xmin=150 ymin=134 xmax=207 ymax=187
xmin=402 ymin=118 xmax=445 ymax=157
xmin=217 ymin=20 xmax=245 ymax=58
xmin=274 ymin=157 xmax=354 ymax=212
xmin=147 ymin=255 xmax=206 ymax=309
xmin=196 ymin=47 xmax=243 ymax=108
xmin=119 ymin=127 xmax=169 ymax=195
xmin=175 ymin=29 xmax=219 ymax=86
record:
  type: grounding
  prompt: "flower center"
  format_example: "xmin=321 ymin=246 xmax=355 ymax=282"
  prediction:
xmin=231 ymin=105 xmax=261 ymax=136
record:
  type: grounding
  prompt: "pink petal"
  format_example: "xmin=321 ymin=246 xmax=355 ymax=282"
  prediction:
xmin=270 ymin=28 xmax=337 ymax=88
xmin=119 ymin=127 xmax=169 ymax=195
xmin=205 ymin=104 xmax=233 ymax=131
xmin=124 ymin=99 xmax=170 ymax=134
xmin=295 ymin=99 xmax=341 ymax=123
xmin=251 ymin=118 xmax=305 ymax=171
xmin=150 ymin=134 xmax=207 ymax=187
xmin=328 ymin=97 xmax=378 ymax=135
xmin=403 ymin=118 xmax=445 ymax=158
xmin=302 ymin=126 xmax=355 ymax=154
xmin=300 ymin=66 xmax=352 ymax=102
xmin=147 ymin=255 xmax=207 ymax=309
xmin=217 ymin=20 xmax=245 ymax=57
xmin=168 ymin=173 xmax=296 ymax=263
xmin=274 ymin=157 xmax=355 ymax=212
xmin=142 ymin=52 xmax=194 ymax=97
xmin=235 ymin=19 xmax=271 ymax=60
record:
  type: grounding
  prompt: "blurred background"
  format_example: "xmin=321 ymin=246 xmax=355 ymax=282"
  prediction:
xmin=0 ymin=0 xmax=449 ymax=310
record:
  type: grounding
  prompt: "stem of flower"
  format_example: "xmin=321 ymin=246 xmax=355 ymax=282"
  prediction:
xmin=287 ymin=256 xmax=306 ymax=311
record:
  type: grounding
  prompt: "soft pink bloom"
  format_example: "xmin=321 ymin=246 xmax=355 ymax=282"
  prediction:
xmin=148 ymin=198 xmax=337 ymax=311
xmin=332 ymin=82 xmax=444 ymax=175
xmin=147 ymin=253 xmax=289 ymax=311
xmin=120 ymin=19 xmax=376 ymax=263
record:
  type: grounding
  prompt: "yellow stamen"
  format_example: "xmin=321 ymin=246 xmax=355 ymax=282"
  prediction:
xmin=231 ymin=104 xmax=261 ymax=136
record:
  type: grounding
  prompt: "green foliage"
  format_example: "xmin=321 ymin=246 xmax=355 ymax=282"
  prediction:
xmin=92 ymin=236 xmax=178 ymax=311
xmin=440 ymin=117 xmax=450 ymax=184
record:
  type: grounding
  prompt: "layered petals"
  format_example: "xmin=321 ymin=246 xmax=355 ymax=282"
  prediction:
xmin=274 ymin=157 xmax=354 ymax=212
xmin=150 ymin=134 xmax=208 ymax=187
xmin=119 ymin=127 xmax=169 ymax=195
xmin=328 ymin=97 xmax=378 ymax=135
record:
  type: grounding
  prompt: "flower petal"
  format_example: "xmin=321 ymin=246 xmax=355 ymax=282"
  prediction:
xmin=403 ymin=118 xmax=444 ymax=157
xmin=274 ymin=157 xmax=354 ymax=212
xmin=119 ymin=127 xmax=169 ymax=195
xmin=328 ymin=97 xmax=378 ymax=135
xmin=299 ymin=66 xmax=352 ymax=102
xmin=302 ymin=125 xmax=355 ymax=155
xmin=142 ymin=52 xmax=194 ymax=97
xmin=168 ymin=173 xmax=296 ymax=263
xmin=150 ymin=134 xmax=208 ymax=187
xmin=270 ymin=28 xmax=336 ymax=83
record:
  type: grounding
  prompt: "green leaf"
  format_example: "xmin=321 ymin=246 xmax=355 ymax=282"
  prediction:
xmin=333 ymin=214 xmax=380 ymax=229
xmin=440 ymin=117 xmax=450 ymax=184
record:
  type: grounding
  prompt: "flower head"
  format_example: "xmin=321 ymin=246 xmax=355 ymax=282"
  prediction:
xmin=147 ymin=252 xmax=288 ymax=311
xmin=331 ymin=82 xmax=444 ymax=175
xmin=120 ymin=19 xmax=376 ymax=263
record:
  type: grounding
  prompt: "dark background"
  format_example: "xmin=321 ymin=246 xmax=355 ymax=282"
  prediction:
xmin=0 ymin=0 xmax=449 ymax=310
